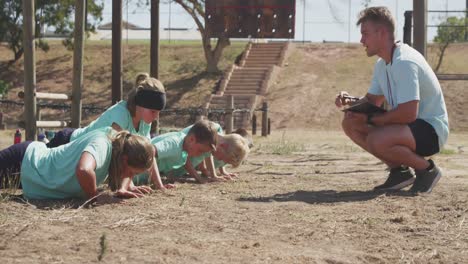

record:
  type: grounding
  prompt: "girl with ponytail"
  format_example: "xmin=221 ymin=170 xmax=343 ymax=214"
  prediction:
xmin=44 ymin=72 xmax=171 ymax=191
xmin=0 ymin=128 xmax=155 ymax=200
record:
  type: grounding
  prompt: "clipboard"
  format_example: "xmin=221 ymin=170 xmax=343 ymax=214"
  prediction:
xmin=342 ymin=98 xmax=386 ymax=114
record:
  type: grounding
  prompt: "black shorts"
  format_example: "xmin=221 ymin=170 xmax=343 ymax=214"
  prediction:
xmin=0 ymin=141 xmax=33 ymax=188
xmin=46 ymin=128 xmax=76 ymax=148
xmin=408 ymin=119 xmax=439 ymax=157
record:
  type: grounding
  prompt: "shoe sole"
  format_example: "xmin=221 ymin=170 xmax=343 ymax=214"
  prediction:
xmin=423 ymin=170 xmax=442 ymax=193
xmin=378 ymin=177 xmax=415 ymax=191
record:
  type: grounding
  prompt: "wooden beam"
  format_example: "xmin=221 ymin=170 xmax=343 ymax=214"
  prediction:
xmin=437 ymin=74 xmax=468 ymax=81
xmin=71 ymin=0 xmax=85 ymax=128
xmin=150 ymin=0 xmax=160 ymax=79
xmin=22 ymin=0 xmax=37 ymax=141
xmin=112 ymin=0 xmax=123 ymax=104
xmin=36 ymin=121 xmax=71 ymax=128
xmin=413 ymin=0 xmax=427 ymax=57
xmin=18 ymin=91 xmax=71 ymax=101
xmin=225 ymin=95 xmax=234 ymax=134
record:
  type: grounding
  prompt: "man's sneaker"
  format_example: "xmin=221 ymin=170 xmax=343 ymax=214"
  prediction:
xmin=374 ymin=167 xmax=415 ymax=191
xmin=410 ymin=159 xmax=442 ymax=193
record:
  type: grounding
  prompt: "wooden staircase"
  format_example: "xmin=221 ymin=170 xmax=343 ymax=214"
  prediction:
xmin=205 ymin=42 xmax=292 ymax=129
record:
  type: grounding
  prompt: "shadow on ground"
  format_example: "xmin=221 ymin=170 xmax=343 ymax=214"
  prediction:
xmin=238 ymin=189 xmax=415 ymax=204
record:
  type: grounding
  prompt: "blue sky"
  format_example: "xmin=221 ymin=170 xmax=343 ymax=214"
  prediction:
xmin=101 ymin=0 xmax=467 ymax=43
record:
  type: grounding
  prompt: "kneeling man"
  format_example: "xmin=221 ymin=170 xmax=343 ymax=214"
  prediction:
xmin=336 ymin=7 xmax=449 ymax=193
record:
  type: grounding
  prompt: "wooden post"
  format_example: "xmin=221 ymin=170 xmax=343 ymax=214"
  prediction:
xmin=71 ymin=0 xmax=85 ymax=128
xmin=150 ymin=120 xmax=159 ymax=137
xmin=252 ymin=113 xmax=257 ymax=135
xmin=413 ymin=0 xmax=427 ymax=57
xmin=112 ymin=0 xmax=123 ymax=104
xmin=403 ymin=11 xmax=412 ymax=45
xmin=261 ymin=102 xmax=268 ymax=137
xmin=23 ymin=0 xmax=37 ymax=141
xmin=225 ymin=95 xmax=234 ymax=134
xmin=267 ymin=117 xmax=271 ymax=135
xmin=150 ymin=0 xmax=160 ymax=79
xmin=466 ymin=0 xmax=468 ymax=41
xmin=36 ymin=107 xmax=44 ymax=135
xmin=0 ymin=112 xmax=5 ymax=130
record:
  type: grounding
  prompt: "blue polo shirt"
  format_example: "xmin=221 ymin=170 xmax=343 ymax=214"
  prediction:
xmin=368 ymin=43 xmax=449 ymax=148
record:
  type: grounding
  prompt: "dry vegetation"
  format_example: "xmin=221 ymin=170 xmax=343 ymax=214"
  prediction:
xmin=0 ymin=41 xmax=467 ymax=263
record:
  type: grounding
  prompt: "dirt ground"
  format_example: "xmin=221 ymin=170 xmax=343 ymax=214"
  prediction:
xmin=1 ymin=130 xmax=467 ymax=264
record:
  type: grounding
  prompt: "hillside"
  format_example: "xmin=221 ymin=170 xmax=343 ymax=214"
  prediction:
xmin=268 ymin=43 xmax=468 ymax=132
xmin=1 ymin=41 xmax=467 ymax=131
xmin=0 ymin=40 xmax=245 ymax=127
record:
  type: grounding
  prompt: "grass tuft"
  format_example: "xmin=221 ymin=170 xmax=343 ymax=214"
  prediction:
xmin=98 ymin=233 xmax=107 ymax=261
xmin=439 ymin=148 xmax=456 ymax=155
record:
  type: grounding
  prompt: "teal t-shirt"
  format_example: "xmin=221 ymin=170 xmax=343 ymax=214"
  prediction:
xmin=133 ymin=131 xmax=188 ymax=185
xmin=20 ymin=128 xmax=113 ymax=200
xmin=368 ymin=43 xmax=449 ymax=149
xmin=70 ymin=100 xmax=151 ymax=141
xmin=171 ymin=122 xmax=224 ymax=177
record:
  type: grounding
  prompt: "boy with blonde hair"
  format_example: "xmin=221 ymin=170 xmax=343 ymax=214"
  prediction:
xmin=198 ymin=133 xmax=250 ymax=180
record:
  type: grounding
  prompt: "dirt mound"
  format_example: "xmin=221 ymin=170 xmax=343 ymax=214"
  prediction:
xmin=268 ymin=43 xmax=468 ymax=132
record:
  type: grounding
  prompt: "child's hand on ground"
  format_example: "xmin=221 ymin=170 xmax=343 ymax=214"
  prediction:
xmin=129 ymin=185 xmax=152 ymax=195
xmin=163 ymin=183 xmax=176 ymax=189
xmin=95 ymin=193 xmax=126 ymax=205
xmin=208 ymin=176 xmax=227 ymax=182
xmin=222 ymin=172 xmax=238 ymax=180
xmin=115 ymin=189 xmax=145 ymax=199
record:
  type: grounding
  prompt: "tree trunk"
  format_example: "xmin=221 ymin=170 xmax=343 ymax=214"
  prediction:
xmin=434 ymin=42 xmax=449 ymax=73
xmin=203 ymin=35 xmax=230 ymax=73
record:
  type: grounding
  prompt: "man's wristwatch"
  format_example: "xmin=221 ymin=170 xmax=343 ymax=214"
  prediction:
xmin=367 ymin=114 xmax=375 ymax=126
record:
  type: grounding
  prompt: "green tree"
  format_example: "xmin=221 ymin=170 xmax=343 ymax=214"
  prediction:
xmin=172 ymin=0 xmax=230 ymax=73
xmin=0 ymin=0 xmax=104 ymax=63
xmin=134 ymin=0 xmax=229 ymax=73
xmin=433 ymin=16 xmax=467 ymax=73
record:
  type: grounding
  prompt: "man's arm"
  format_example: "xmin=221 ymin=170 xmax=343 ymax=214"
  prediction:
xmin=370 ymin=100 xmax=418 ymax=126
xmin=364 ymin=93 xmax=386 ymax=107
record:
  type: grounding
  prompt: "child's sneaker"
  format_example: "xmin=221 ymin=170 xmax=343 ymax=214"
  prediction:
xmin=374 ymin=167 xmax=415 ymax=191
xmin=410 ymin=159 xmax=442 ymax=193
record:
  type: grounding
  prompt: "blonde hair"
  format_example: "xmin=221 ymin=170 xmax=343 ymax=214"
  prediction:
xmin=127 ymin=72 xmax=166 ymax=116
xmin=219 ymin=134 xmax=250 ymax=167
xmin=233 ymin=127 xmax=253 ymax=148
xmin=357 ymin=6 xmax=395 ymax=39
xmin=108 ymin=131 xmax=154 ymax=191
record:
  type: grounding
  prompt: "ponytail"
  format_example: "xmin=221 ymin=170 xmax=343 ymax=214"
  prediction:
xmin=108 ymin=131 xmax=154 ymax=191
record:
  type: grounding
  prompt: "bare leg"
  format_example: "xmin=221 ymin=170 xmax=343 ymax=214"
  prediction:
xmin=366 ymin=125 xmax=430 ymax=170
xmin=341 ymin=115 xmax=429 ymax=170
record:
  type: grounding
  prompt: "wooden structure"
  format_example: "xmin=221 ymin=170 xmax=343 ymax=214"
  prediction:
xmin=22 ymin=0 xmax=161 ymax=140
xmin=22 ymin=0 xmax=85 ymax=140
xmin=205 ymin=0 xmax=295 ymax=39
xmin=403 ymin=2 xmax=468 ymax=81
xmin=204 ymin=42 xmax=289 ymax=137
xmin=413 ymin=0 xmax=427 ymax=57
